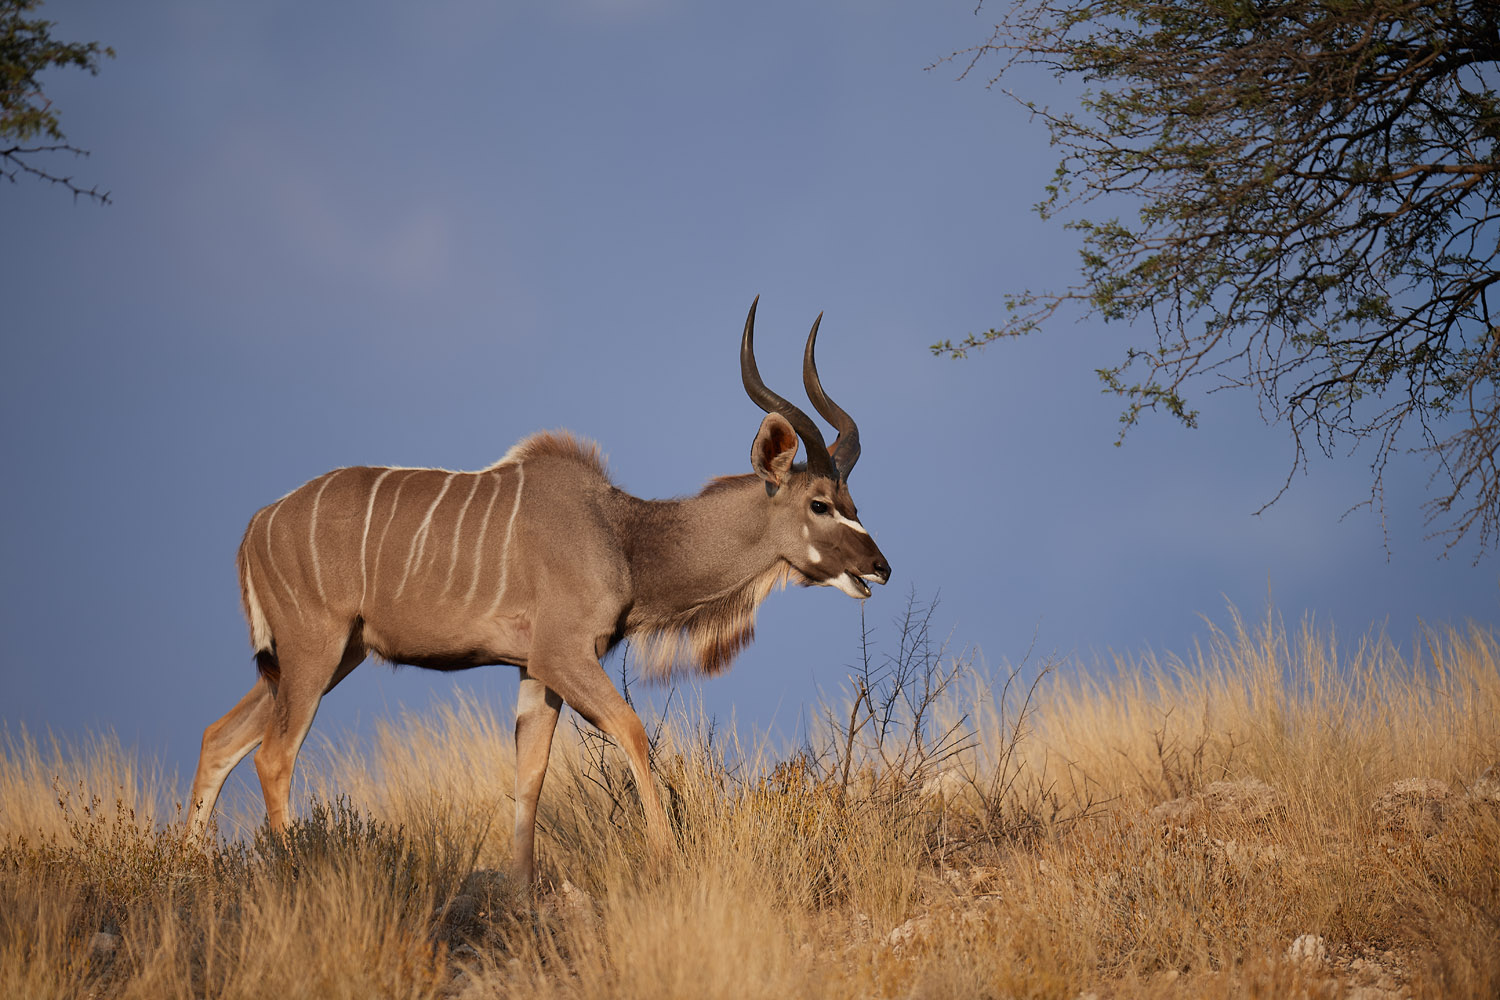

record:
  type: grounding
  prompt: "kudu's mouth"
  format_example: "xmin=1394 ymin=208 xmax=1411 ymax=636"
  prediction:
xmin=838 ymin=566 xmax=891 ymax=600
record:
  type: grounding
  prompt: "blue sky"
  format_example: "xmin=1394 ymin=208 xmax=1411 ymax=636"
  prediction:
xmin=3 ymin=1 xmax=1494 ymax=801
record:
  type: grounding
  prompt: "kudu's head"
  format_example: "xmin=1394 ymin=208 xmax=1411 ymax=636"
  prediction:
xmin=740 ymin=297 xmax=892 ymax=599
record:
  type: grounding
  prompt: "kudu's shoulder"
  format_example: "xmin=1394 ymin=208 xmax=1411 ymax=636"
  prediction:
xmin=489 ymin=430 xmax=611 ymax=481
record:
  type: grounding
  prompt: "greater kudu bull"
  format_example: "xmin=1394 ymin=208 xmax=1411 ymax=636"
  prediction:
xmin=187 ymin=298 xmax=891 ymax=881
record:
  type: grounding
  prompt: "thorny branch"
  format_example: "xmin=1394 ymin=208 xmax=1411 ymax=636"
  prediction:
xmin=933 ymin=0 xmax=1500 ymax=556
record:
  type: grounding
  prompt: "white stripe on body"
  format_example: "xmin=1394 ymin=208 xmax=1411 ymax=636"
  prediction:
xmin=262 ymin=501 xmax=305 ymax=619
xmin=440 ymin=473 xmax=484 ymax=597
xmin=359 ymin=468 xmax=398 ymax=607
xmin=368 ymin=469 xmax=419 ymax=602
xmin=463 ymin=470 xmax=505 ymax=606
xmin=487 ymin=463 xmax=526 ymax=616
xmin=396 ymin=472 xmax=456 ymax=597
xmin=307 ymin=470 xmax=342 ymax=603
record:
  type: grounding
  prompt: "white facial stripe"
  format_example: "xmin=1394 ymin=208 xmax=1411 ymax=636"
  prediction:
xmin=832 ymin=510 xmax=869 ymax=535
xmin=806 ymin=544 xmax=823 ymax=564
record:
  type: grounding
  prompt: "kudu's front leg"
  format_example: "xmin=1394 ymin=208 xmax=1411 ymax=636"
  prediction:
xmin=525 ymin=635 xmax=675 ymax=868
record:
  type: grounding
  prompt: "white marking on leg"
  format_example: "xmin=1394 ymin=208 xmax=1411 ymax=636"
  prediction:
xmin=516 ymin=670 xmax=551 ymax=715
xmin=487 ymin=463 xmax=525 ymax=615
xmin=307 ymin=470 xmax=342 ymax=603
xmin=360 ymin=468 xmax=397 ymax=607
xmin=395 ymin=472 xmax=455 ymax=597
xmin=369 ymin=469 xmax=419 ymax=602
xmin=464 ymin=470 xmax=505 ymax=606
xmin=806 ymin=544 xmax=823 ymax=564
xmin=832 ymin=510 xmax=869 ymax=535
xmin=440 ymin=473 xmax=483 ymax=597
xmin=263 ymin=500 xmax=304 ymax=619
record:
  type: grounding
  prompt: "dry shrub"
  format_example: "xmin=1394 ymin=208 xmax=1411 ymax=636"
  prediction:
xmin=971 ymin=608 xmax=1500 ymax=997
xmin=0 ymin=876 xmax=101 ymax=1000
xmin=0 ymin=728 xmax=177 ymax=843
xmin=302 ymin=696 xmax=518 ymax=868
xmin=869 ymin=900 xmax=1094 ymax=1000
xmin=189 ymin=861 xmax=447 ymax=1000
xmin=485 ymin=870 xmax=826 ymax=1000
xmin=1 ymin=793 xmax=457 ymax=1000
xmin=1407 ymin=804 xmax=1500 ymax=999
xmin=1033 ymin=812 xmax=1302 ymax=976
xmin=1030 ymin=610 xmax=1500 ymax=817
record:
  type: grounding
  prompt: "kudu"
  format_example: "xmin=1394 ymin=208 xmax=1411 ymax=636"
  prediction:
xmin=187 ymin=298 xmax=891 ymax=882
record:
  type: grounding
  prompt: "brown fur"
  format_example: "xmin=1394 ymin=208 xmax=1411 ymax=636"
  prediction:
xmin=492 ymin=430 xmax=609 ymax=475
xmin=699 ymin=472 xmax=760 ymax=496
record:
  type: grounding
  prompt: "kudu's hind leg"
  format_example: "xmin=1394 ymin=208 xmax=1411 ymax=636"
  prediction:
xmin=254 ymin=632 xmax=364 ymax=832
xmin=187 ymin=678 xmax=275 ymax=839
xmin=511 ymin=669 xmax=564 ymax=884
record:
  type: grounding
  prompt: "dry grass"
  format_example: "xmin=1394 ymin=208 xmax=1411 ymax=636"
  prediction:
xmin=2 ymin=604 xmax=1497 ymax=999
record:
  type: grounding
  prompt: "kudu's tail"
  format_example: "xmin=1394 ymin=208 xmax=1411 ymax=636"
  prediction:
xmin=237 ymin=537 xmax=280 ymax=685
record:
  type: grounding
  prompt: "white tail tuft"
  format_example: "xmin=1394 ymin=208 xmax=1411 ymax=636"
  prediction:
xmin=241 ymin=560 xmax=273 ymax=653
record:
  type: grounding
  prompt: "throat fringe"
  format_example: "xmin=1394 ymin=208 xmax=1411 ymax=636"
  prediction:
xmin=630 ymin=563 xmax=799 ymax=678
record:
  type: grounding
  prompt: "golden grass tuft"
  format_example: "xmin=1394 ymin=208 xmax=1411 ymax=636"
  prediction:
xmin=2 ymin=605 xmax=1497 ymax=998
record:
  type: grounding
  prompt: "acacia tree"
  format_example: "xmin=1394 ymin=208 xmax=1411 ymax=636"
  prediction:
xmin=935 ymin=0 xmax=1500 ymax=555
xmin=1 ymin=0 xmax=112 ymax=203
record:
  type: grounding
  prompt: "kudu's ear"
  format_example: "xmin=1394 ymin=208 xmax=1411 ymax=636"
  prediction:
xmin=751 ymin=412 xmax=799 ymax=491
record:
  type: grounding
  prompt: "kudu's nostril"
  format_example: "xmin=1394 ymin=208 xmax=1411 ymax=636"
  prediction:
xmin=874 ymin=558 xmax=891 ymax=582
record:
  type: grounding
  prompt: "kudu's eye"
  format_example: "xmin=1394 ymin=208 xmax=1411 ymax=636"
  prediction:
xmin=810 ymin=500 xmax=830 ymax=515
